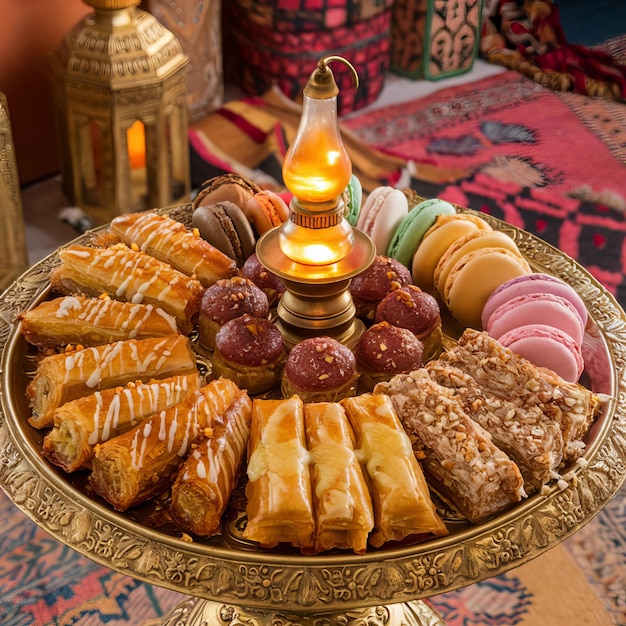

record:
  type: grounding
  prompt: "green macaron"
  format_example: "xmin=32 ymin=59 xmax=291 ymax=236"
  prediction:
xmin=343 ymin=174 xmax=363 ymax=226
xmin=387 ymin=198 xmax=456 ymax=267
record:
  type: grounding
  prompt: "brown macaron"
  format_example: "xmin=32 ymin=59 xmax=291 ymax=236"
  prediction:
xmin=192 ymin=201 xmax=256 ymax=268
xmin=192 ymin=173 xmax=261 ymax=212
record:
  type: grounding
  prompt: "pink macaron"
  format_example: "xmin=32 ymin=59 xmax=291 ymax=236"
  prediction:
xmin=498 ymin=323 xmax=584 ymax=383
xmin=481 ymin=273 xmax=588 ymax=331
xmin=356 ymin=186 xmax=408 ymax=255
xmin=486 ymin=292 xmax=585 ymax=347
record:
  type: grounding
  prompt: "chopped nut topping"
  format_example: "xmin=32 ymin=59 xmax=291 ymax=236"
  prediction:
xmin=246 ymin=322 xmax=261 ymax=336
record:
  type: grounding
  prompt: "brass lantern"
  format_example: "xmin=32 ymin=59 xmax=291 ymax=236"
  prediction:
xmin=50 ymin=0 xmax=190 ymax=225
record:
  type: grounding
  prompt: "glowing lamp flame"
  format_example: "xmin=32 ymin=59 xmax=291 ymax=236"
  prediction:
xmin=282 ymin=98 xmax=352 ymax=206
xmin=279 ymin=56 xmax=359 ymax=266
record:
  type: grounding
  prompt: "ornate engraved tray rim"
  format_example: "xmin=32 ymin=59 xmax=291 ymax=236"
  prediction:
xmin=1 ymin=205 xmax=625 ymax=612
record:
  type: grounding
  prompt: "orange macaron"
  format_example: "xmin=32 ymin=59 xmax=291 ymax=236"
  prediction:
xmin=245 ymin=190 xmax=290 ymax=236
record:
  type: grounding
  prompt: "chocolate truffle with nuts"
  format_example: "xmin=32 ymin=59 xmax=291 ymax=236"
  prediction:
xmin=212 ymin=314 xmax=287 ymax=395
xmin=354 ymin=321 xmax=424 ymax=392
xmin=281 ymin=336 xmax=358 ymax=402
xmin=241 ymin=252 xmax=285 ymax=307
xmin=349 ymin=255 xmax=413 ymax=321
xmin=198 ymin=276 xmax=269 ymax=352
xmin=375 ymin=284 xmax=442 ymax=361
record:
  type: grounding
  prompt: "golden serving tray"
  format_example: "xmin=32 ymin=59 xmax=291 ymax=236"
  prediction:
xmin=1 ymin=205 xmax=625 ymax=625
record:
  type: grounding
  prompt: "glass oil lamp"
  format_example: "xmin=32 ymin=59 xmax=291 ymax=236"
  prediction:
xmin=256 ymin=56 xmax=375 ymax=349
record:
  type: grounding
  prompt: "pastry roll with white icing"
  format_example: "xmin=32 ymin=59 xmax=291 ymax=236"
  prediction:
xmin=26 ymin=335 xmax=197 ymax=430
xmin=170 ymin=390 xmax=252 ymax=537
xmin=341 ymin=393 xmax=448 ymax=547
xmin=303 ymin=402 xmax=374 ymax=554
xmin=50 ymin=244 xmax=204 ymax=334
xmin=109 ymin=211 xmax=238 ymax=287
xmin=244 ymin=396 xmax=315 ymax=551
xmin=19 ymin=294 xmax=178 ymax=351
xmin=90 ymin=377 xmax=245 ymax=511
xmin=41 ymin=373 xmax=202 ymax=472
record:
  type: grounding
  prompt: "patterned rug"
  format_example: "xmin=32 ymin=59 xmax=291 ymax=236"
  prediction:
xmin=341 ymin=67 xmax=626 ymax=307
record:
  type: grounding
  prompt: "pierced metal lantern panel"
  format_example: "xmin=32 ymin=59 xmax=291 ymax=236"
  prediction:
xmin=50 ymin=0 xmax=190 ymax=224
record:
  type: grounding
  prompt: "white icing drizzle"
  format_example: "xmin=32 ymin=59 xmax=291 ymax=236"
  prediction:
xmin=130 ymin=429 xmax=141 ymax=470
xmin=356 ymin=420 xmax=416 ymax=493
xmin=201 ymin=398 xmax=250 ymax=486
xmin=89 ymin=392 xmax=104 ymax=446
xmin=101 ymin=394 xmax=121 ymax=441
xmin=89 ymin=246 xmax=182 ymax=305
xmin=310 ymin=440 xmax=356 ymax=522
xmin=158 ymin=410 xmax=167 ymax=441
xmin=195 ymin=450 xmax=207 ymax=480
xmin=55 ymin=296 xmax=81 ymax=318
xmin=86 ymin=376 xmax=192 ymax=447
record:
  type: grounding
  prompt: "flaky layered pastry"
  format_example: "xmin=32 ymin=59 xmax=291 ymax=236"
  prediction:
xmin=19 ymin=295 xmax=178 ymax=351
xmin=170 ymin=390 xmax=252 ymax=537
xmin=109 ymin=212 xmax=237 ymax=287
xmin=436 ymin=329 xmax=600 ymax=462
xmin=375 ymin=370 xmax=526 ymax=524
xmin=90 ymin=377 xmax=245 ymax=511
xmin=26 ymin=335 xmax=197 ymax=430
xmin=244 ymin=396 xmax=315 ymax=551
xmin=50 ymin=244 xmax=204 ymax=334
xmin=341 ymin=393 xmax=448 ymax=547
xmin=303 ymin=402 xmax=374 ymax=554
xmin=426 ymin=362 xmax=563 ymax=492
xmin=41 ymin=373 xmax=202 ymax=472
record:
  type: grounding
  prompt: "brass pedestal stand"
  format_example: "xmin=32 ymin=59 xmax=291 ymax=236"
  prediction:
xmin=160 ymin=597 xmax=446 ymax=625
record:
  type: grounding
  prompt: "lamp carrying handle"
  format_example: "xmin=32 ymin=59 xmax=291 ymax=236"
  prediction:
xmin=303 ymin=55 xmax=360 ymax=99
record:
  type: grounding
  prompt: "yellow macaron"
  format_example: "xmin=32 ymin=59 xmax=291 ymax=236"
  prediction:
xmin=434 ymin=229 xmax=526 ymax=300
xmin=412 ymin=213 xmax=492 ymax=293
xmin=443 ymin=247 xmax=532 ymax=329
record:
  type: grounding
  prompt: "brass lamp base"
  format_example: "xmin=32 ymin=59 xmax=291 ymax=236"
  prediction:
xmin=158 ymin=597 xmax=447 ymax=625
xmin=256 ymin=228 xmax=375 ymax=349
